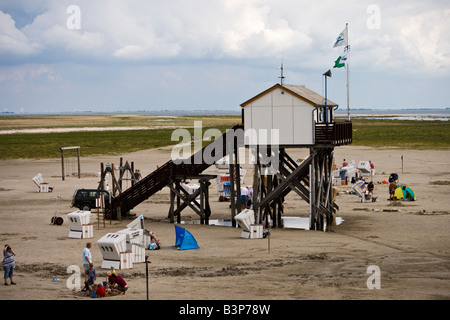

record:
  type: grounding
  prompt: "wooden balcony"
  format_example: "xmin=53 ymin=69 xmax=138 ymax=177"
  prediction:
xmin=315 ymin=121 xmax=352 ymax=146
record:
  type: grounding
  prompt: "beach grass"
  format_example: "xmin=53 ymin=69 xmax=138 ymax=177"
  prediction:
xmin=0 ymin=115 xmax=448 ymax=160
xmin=0 ymin=114 xmax=239 ymax=131
xmin=349 ymin=119 xmax=450 ymax=149
xmin=0 ymin=115 xmax=240 ymax=160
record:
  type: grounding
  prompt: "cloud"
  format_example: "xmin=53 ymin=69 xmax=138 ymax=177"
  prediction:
xmin=0 ymin=0 xmax=449 ymax=112
xmin=397 ymin=9 xmax=450 ymax=72
xmin=0 ymin=10 xmax=40 ymax=56
xmin=0 ymin=1 xmax=324 ymax=64
xmin=0 ymin=0 xmax=448 ymax=74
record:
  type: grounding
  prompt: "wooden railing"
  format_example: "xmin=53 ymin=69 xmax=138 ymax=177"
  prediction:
xmin=315 ymin=121 xmax=352 ymax=146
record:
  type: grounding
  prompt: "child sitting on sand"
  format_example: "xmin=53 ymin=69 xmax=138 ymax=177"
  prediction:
xmin=95 ymin=283 xmax=106 ymax=297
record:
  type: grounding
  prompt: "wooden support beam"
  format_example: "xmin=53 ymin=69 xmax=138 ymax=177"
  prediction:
xmin=229 ymin=141 xmax=236 ymax=227
xmin=258 ymin=152 xmax=315 ymax=209
xmin=235 ymin=138 xmax=242 ymax=214
xmin=77 ymin=147 xmax=81 ymax=179
xmin=61 ymin=148 xmax=65 ymax=181
xmin=167 ymin=177 xmax=213 ymax=224
xmin=169 ymin=184 xmax=203 ymax=217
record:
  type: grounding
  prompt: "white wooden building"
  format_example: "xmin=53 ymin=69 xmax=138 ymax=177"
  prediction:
xmin=237 ymin=82 xmax=351 ymax=231
xmin=240 ymin=83 xmax=338 ymax=147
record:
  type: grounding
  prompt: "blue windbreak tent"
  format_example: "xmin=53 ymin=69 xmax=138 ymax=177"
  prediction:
xmin=174 ymin=225 xmax=199 ymax=250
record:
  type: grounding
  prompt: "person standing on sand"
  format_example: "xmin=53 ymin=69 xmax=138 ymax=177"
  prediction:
xmin=3 ymin=244 xmax=16 ymax=285
xmin=389 ymin=180 xmax=397 ymax=201
xmin=82 ymin=242 xmax=92 ymax=280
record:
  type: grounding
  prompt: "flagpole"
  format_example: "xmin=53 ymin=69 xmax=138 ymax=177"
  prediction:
xmin=346 ymin=23 xmax=350 ymax=121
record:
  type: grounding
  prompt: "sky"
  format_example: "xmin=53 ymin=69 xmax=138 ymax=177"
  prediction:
xmin=0 ymin=0 xmax=449 ymax=114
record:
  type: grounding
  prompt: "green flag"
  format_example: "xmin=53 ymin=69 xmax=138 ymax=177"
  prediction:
xmin=333 ymin=46 xmax=349 ymax=68
xmin=333 ymin=56 xmax=345 ymax=68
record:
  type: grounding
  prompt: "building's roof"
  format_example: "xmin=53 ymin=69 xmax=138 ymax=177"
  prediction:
xmin=240 ymin=83 xmax=338 ymax=107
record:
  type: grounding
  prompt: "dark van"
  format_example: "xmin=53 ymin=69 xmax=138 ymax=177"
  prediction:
xmin=71 ymin=189 xmax=111 ymax=211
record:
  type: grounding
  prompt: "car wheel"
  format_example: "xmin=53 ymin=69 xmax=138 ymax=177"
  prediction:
xmin=81 ymin=204 xmax=91 ymax=211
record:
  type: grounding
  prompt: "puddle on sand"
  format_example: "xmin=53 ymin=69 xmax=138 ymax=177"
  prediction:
xmin=180 ymin=217 xmax=344 ymax=230
xmin=281 ymin=217 xmax=344 ymax=230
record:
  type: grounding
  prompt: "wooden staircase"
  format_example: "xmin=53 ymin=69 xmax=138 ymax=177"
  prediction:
xmin=105 ymin=125 xmax=242 ymax=219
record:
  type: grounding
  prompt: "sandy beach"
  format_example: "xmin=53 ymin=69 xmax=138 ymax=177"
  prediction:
xmin=0 ymin=144 xmax=449 ymax=301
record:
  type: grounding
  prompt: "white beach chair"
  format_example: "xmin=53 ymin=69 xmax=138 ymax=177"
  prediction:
xmin=97 ymin=233 xmax=133 ymax=270
xmin=234 ymin=209 xmax=263 ymax=239
xmin=358 ymin=161 xmax=375 ymax=178
xmin=67 ymin=210 xmax=93 ymax=239
xmin=32 ymin=173 xmax=52 ymax=192
xmin=352 ymin=181 xmax=371 ymax=203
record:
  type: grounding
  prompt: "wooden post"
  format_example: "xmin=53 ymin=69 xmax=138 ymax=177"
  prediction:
xmin=145 ymin=256 xmax=150 ymax=300
xmin=97 ymin=197 xmax=100 ymax=230
xmin=252 ymin=146 xmax=259 ymax=223
xmin=119 ymin=158 xmax=123 ymax=191
xmin=401 ymin=155 xmax=404 ymax=174
xmin=205 ymin=180 xmax=211 ymax=224
xmin=309 ymin=149 xmax=316 ymax=230
xmin=100 ymin=163 xmax=104 ymax=189
xmin=111 ymin=163 xmax=116 ymax=197
xmin=176 ymin=180 xmax=181 ymax=224
xmin=229 ymin=142 xmax=236 ymax=227
xmin=101 ymin=193 xmax=105 ymax=228
xmin=169 ymin=180 xmax=175 ymax=223
xmin=235 ymin=137 xmax=241 ymax=214
xmin=109 ymin=197 xmax=113 ymax=225
xmin=277 ymin=148 xmax=284 ymax=227
xmin=200 ymin=180 xmax=204 ymax=224
xmin=61 ymin=148 xmax=65 ymax=181
xmin=326 ymin=150 xmax=334 ymax=228
xmin=77 ymin=147 xmax=81 ymax=179
xmin=131 ymin=161 xmax=135 ymax=187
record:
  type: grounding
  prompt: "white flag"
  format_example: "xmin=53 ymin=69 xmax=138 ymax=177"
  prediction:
xmin=333 ymin=46 xmax=350 ymax=69
xmin=333 ymin=27 xmax=347 ymax=47
xmin=341 ymin=45 xmax=350 ymax=62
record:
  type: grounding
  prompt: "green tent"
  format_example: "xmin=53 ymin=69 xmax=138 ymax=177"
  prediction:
xmin=394 ymin=186 xmax=416 ymax=201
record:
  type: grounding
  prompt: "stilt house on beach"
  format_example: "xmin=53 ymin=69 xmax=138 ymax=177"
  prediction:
xmin=106 ymin=80 xmax=351 ymax=232
xmin=240 ymin=83 xmax=352 ymax=230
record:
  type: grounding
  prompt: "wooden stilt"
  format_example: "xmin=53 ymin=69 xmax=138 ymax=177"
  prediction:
xmin=251 ymin=145 xmax=337 ymax=231
xmin=167 ymin=175 xmax=215 ymax=224
xmin=229 ymin=141 xmax=236 ymax=227
xmin=61 ymin=149 xmax=65 ymax=181
xmin=235 ymin=137 xmax=242 ymax=214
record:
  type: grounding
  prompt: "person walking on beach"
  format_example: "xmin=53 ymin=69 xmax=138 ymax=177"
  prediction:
xmin=82 ymin=242 xmax=92 ymax=280
xmin=3 ymin=244 xmax=16 ymax=285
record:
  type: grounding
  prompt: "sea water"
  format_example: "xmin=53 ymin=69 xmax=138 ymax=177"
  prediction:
xmin=335 ymin=108 xmax=450 ymax=121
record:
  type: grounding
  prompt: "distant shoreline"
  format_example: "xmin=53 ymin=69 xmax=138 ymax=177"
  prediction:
xmin=0 ymin=110 xmax=241 ymax=117
xmin=1 ymin=108 xmax=449 ymax=122
xmin=1 ymin=107 xmax=449 ymax=117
